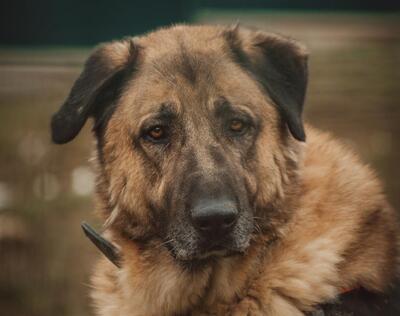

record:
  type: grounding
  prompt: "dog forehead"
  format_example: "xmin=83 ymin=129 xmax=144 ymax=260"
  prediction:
xmin=116 ymin=25 xmax=271 ymax=122
xmin=136 ymin=25 xmax=230 ymax=84
xmin=137 ymin=24 xmax=227 ymax=57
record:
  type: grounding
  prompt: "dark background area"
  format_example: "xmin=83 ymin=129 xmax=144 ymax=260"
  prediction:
xmin=0 ymin=1 xmax=399 ymax=316
xmin=0 ymin=0 xmax=399 ymax=45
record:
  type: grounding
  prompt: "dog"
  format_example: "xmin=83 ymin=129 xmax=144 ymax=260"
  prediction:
xmin=51 ymin=24 xmax=400 ymax=315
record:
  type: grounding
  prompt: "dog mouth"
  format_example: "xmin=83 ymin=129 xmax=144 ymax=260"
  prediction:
xmin=193 ymin=242 xmax=240 ymax=259
xmin=164 ymin=235 xmax=249 ymax=264
xmin=80 ymin=221 xmax=252 ymax=273
xmin=164 ymin=215 xmax=254 ymax=264
xmin=174 ymin=247 xmax=244 ymax=269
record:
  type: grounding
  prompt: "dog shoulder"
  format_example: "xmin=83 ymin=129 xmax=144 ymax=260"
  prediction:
xmin=300 ymin=125 xmax=399 ymax=290
xmin=303 ymin=125 xmax=384 ymax=205
xmin=254 ymin=126 xmax=399 ymax=313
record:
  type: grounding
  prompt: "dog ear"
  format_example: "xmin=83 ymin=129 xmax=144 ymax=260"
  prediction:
xmin=51 ymin=38 xmax=138 ymax=144
xmin=225 ymin=27 xmax=308 ymax=141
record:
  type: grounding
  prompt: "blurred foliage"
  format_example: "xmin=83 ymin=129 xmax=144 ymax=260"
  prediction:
xmin=1 ymin=1 xmax=398 ymax=45
xmin=0 ymin=0 xmax=194 ymax=45
xmin=0 ymin=10 xmax=399 ymax=316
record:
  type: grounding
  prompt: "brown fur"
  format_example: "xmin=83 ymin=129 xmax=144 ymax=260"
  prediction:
xmin=52 ymin=25 xmax=399 ymax=315
xmin=91 ymin=127 xmax=398 ymax=316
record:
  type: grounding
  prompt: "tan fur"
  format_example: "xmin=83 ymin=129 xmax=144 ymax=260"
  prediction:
xmin=73 ymin=25 xmax=399 ymax=315
xmin=91 ymin=127 xmax=398 ymax=316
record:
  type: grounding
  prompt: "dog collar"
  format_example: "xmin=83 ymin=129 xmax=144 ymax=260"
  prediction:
xmin=81 ymin=221 xmax=121 ymax=268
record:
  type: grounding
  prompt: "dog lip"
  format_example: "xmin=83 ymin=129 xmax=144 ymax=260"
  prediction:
xmin=189 ymin=246 xmax=244 ymax=261
xmin=193 ymin=248 xmax=245 ymax=261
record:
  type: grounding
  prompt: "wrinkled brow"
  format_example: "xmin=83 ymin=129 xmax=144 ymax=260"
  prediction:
xmin=139 ymin=102 xmax=177 ymax=120
xmin=213 ymin=97 xmax=257 ymax=121
xmin=152 ymin=102 xmax=177 ymax=119
xmin=137 ymin=103 xmax=177 ymax=128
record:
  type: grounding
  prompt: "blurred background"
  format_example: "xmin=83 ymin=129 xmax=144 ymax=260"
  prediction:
xmin=0 ymin=1 xmax=399 ymax=315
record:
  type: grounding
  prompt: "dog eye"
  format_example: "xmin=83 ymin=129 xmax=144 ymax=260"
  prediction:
xmin=229 ymin=119 xmax=248 ymax=134
xmin=145 ymin=125 xmax=168 ymax=143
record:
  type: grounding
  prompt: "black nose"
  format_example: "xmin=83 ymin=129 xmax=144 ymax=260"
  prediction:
xmin=191 ymin=198 xmax=238 ymax=236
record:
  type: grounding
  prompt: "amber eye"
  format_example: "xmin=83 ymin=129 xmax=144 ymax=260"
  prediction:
xmin=146 ymin=126 xmax=166 ymax=141
xmin=230 ymin=119 xmax=245 ymax=133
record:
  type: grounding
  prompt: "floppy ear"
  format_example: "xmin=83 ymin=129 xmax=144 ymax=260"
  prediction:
xmin=51 ymin=38 xmax=138 ymax=144
xmin=225 ymin=27 xmax=308 ymax=141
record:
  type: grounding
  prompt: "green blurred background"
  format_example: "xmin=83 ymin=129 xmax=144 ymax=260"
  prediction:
xmin=0 ymin=1 xmax=399 ymax=315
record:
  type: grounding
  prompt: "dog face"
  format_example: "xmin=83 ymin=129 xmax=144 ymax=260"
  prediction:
xmin=51 ymin=25 xmax=308 ymax=263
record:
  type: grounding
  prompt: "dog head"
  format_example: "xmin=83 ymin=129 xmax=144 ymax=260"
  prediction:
xmin=52 ymin=25 xmax=308 ymax=264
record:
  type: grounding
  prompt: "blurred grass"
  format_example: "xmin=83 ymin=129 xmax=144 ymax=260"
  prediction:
xmin=0 ymin=12 xmax=399 ymax=316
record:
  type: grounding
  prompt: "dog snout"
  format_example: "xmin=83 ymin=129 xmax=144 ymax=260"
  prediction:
xmin=191 ymin=198 xmax=238 ymax=237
